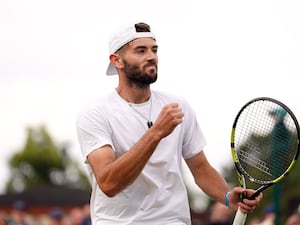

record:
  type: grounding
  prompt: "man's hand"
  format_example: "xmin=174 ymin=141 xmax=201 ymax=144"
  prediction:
xmin=228 ymin=187 xmax=263 ymax=213
xmin=151 ymin=103 xmax=184 ymax=138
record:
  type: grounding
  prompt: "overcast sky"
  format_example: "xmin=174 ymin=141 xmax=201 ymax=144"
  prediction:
xmin=0 ymin=0 xmax=300 ymax=197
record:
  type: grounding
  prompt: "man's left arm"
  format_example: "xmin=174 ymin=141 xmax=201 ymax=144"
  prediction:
xmin=185 ymin=151 xmax=262 ymax=213
xmin=185 ymin=151 xmax=230 ymax=204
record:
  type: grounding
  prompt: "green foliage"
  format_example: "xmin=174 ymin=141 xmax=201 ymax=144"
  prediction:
xmin=6 ymin=125 xmax=91 ymax=193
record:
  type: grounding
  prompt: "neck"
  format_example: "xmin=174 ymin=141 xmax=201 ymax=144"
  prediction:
xmin=116 ymin=86 xmax=151 ymax=104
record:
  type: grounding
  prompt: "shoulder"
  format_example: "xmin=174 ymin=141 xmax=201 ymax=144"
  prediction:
xmin=152 ymin=90 xmax=193 ymax=115
xmin=152 ymin=90 xmax=188 ymax=105
xmin=77 ymin=91 xmax=119 ymax=122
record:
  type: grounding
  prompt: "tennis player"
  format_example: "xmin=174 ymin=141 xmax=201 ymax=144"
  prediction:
xmin=76 ymin=22 xmax=262 ymax=225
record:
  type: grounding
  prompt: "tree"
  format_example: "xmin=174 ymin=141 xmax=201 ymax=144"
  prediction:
xmin=6 ymin=125 xmax=90 ymax=193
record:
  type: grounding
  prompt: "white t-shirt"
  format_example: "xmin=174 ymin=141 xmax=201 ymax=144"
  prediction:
xmin=76 ymin=89 xmax=207 ymax=225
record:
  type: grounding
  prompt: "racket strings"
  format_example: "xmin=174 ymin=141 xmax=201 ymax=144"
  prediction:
xmin=235 ymin=100 xmax=298 ymax=183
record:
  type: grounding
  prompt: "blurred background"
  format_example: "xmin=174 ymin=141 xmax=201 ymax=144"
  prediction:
xmin=1 ymin=0 xmax=300 ymax=224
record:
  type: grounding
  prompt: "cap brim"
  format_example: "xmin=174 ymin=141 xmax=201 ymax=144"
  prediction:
xmin=106 ymin=62 xmax=118 ymax=75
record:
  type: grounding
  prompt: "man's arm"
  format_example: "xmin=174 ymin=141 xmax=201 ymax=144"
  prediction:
xmin=87 ymin=103 xmax=184 ymax=197
xmin=87 ymin=129 xmax=161 ymax=197
xmin=185 ymin=151 xmax=262 ymax=213
xmin=185 ymin=151 xmax=230 ymax=203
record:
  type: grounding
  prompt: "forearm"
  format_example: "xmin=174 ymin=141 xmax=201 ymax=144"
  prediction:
xmin=195 ymin=165 xmax=230 ymax=204
xmin=186 ymin=152 xmax=230 ymax=205
xmin=91 ymin=103 xmax=183 ymax=197
xmin=96 ymin=127 xmax=162 ymax=197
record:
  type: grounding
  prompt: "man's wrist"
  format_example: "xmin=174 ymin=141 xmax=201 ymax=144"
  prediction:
xmin=225 ymin=191 xmax=231 ymax=208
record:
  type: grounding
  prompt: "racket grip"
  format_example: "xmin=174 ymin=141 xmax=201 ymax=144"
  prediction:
xmin=232 ymin=208 xmax=247 ymax=225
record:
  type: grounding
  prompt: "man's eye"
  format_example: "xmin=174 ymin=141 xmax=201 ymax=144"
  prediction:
xmin=137 ymin=49 xmax=145 ymax=53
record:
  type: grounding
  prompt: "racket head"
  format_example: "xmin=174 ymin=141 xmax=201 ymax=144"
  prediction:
xmin=231 ymin=97 xmax=300 ymax=185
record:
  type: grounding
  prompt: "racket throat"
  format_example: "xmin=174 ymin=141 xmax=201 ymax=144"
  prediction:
xmin=249 ymin=184 xmax=272 ymax=200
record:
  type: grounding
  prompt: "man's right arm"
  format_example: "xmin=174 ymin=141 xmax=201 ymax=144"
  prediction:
xmin=87 ymin=129 xmax=161 ymax=197
xmin=87 ymin=103 xmax=184 ymax=197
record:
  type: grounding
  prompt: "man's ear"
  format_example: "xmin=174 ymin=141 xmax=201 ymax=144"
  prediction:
xmin=109 ymin=54 xmax=123 ymax=70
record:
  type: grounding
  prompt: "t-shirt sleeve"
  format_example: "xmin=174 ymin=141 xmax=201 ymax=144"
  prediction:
xmin=181 ymin=99 xmax=207 ymax=159
xmin=76 ymin=105 xmax=114 ymax=162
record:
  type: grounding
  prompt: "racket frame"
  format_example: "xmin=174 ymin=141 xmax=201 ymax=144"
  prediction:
xmin=230 ymin=97 xmax=300 ymax=225
xmin=231 ymin=97 xmax=300 ymax=191
xmin=231 ymin=97 xmax=300 ymax=195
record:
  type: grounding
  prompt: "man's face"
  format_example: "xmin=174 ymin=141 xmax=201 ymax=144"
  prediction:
xmin=120 ymin=38 xmax=158 ymax=88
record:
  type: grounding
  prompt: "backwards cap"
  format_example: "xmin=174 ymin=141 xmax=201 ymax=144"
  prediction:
xmin=106 ymin=22 xmax=156 ymax=75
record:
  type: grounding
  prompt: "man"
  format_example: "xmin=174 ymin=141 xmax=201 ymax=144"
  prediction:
xmin=76 ymin=22 xmax=262 ymax=225
xmin=285 ymin=212 xmax=300 ymax=225
xmin=208 ymin=202 xmax=233 ymax=225
xmin=48 ymin=208 xmax=65 ymax=225
xmin=7 ymin=200 xmax=35 ymax=225
xmin=256 ymin=205 xmax=275 ymax=225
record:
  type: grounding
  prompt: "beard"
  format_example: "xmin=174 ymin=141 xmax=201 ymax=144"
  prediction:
xmin=123 ymin=59 xmax=158 ymax=88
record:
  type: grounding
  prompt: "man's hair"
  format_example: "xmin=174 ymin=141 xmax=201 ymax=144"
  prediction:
xmin=135 ymin=22 xmax=151 ymax=32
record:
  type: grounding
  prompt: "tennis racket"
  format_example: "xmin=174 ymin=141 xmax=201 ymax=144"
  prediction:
xmin=231 ymin=97 xmax=300 ymax=225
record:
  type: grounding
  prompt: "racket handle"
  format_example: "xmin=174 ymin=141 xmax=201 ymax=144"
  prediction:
xmin=232 ymin=208 xmax=247 ymax=225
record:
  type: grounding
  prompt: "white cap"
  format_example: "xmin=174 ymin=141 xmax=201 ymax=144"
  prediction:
xmin=106 ymin=23 xmax=156 ymax=75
